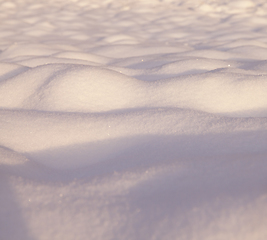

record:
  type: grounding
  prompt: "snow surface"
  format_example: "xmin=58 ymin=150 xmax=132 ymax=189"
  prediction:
xmin=1 ymin=0 xmax=267 ymax=239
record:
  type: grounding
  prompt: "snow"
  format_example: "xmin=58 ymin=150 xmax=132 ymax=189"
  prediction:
xmin=0 ymin=0 xmax=267 ymax=239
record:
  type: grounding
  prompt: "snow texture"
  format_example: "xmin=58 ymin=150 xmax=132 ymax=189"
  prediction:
xmin=0 ymin=0 xmax=267 ymax=239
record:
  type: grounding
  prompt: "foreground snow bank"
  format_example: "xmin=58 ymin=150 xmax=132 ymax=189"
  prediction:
xmin=0 ymin=0 xmax=267 ymax=239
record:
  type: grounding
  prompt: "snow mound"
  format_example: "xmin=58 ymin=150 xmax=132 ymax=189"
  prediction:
xmin=1 ymin=63 xmax=267 ymax=116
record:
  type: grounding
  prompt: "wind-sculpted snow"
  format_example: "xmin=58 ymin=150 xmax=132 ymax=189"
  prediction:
xmin=1 ymin=0 xmax=267 ymax=240
xmin=1 ymin=63 xmax=267 ymax=116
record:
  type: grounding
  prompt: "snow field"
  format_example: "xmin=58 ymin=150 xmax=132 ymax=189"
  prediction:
xmin=1 ymin=0 xmax=267 ymax=239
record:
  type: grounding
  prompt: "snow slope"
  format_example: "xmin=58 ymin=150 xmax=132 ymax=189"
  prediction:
xmin=0 ymin=0 xmax=267 ymax=239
